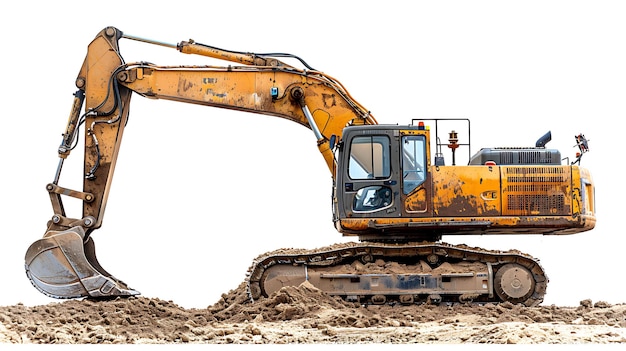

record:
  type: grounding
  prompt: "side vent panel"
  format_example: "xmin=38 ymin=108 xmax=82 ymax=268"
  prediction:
xmin=502 ymin=167 xmax=571 ymax=216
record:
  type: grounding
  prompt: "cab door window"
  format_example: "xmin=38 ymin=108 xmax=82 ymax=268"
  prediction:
xmin=348 ymin=136 xmax=391 ymax=179
xmin=348 ymin=135 xmax=392 ymax=213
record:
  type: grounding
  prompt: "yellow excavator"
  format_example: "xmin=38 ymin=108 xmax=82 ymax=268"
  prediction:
xmin=25 ymin=27 xmax=595 ymax=306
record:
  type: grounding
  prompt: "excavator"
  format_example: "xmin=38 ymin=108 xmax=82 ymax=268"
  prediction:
xmin=25 ymin=27 xmax=595 ymax=307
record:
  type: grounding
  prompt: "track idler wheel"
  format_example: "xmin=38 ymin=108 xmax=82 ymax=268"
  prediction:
xmin=25 ymin=226 xmax=139 ymax=299
xmin=494 ymin=263 xmax=535 ymax=304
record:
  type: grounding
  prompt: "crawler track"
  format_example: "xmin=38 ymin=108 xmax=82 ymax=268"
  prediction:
xmin=246 ymin=242 xmax=547 ymax=306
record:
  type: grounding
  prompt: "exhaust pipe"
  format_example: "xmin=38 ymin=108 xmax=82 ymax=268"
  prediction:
xmin=535 ymin=131 xmax=552 ymax=148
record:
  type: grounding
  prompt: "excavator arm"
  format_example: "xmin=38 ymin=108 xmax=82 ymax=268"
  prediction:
xmin=25 ymin=27 xmax=376 ymax=299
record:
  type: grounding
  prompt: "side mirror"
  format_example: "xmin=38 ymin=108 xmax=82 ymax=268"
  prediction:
xmin=330 ymin=135 xmax=337 ymax=149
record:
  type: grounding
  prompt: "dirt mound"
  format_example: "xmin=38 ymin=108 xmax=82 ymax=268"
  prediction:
xmin=209 ymin=281 xmax=354 ymax=323
xmin=1 ymin=282 xmax=625 ymax=344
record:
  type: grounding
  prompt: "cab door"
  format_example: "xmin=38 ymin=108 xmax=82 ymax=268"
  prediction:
xmin=400 ymin=132 xmax=433 ymax=216
xmin=337 ymin=127 xmax=401 ymax=219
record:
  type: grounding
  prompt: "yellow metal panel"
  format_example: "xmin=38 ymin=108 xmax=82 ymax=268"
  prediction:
xmin=432 ymin=166 xmax=501 ymax=217
xmin=577 ymin=167 xmax=595 ymax=217
xmin=405 ymin=187 xmax=428 ymax=213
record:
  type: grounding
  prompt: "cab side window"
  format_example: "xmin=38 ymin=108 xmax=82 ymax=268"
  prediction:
xmin=402 ymin=135 xmax=426 ymax=194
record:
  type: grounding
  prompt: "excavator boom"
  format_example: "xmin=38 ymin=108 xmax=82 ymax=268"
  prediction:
xmin=25 ymin=26 xmax=376 ymax=299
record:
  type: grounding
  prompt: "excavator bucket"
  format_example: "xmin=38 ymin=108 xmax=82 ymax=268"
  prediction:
xmin=25 ymin=226 xmax=139 ymax=299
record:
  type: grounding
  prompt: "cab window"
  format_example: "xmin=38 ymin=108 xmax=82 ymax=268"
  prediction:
xmin=348 ymin=136 xmax=391 ymax=180
xmin=402 ymin=135 xmax=426 ymax=194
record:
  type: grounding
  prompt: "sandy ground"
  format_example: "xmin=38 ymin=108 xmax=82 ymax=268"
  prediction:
xmin=1 ymin=281 xmax=625 ymax=345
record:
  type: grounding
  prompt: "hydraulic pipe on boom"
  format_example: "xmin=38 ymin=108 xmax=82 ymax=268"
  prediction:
xmin=123 ymin=30 xmax=372 ymax=174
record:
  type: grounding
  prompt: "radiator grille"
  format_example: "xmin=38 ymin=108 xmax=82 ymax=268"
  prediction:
xmin=504 ymin=167 xmax=569 ymax=216
xmin=507 ymin=194 xmax=565 ymax=214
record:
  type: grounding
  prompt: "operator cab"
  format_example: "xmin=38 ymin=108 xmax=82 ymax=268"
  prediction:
xmin=333 ymin=121 xmax=437 ymax=239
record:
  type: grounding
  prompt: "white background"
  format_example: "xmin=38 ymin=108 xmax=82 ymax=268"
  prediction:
xmin=1 ymin=0 xmax=624 ymax=309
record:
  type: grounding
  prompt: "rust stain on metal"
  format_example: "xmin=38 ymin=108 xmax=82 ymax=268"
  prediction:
xmin=405 ymin=188 xmax=427 ymax=212
xmin=178 ymin=77 xmax=195 ymax=93
xmin=322 ymin=93 xmax=337 ymax=108
xmin=205 ymin=88 xmax=227 ymax=98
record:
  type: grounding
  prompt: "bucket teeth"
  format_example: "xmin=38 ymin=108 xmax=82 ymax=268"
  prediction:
xmin=25 ymin=226 xmax=139 ymax=299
